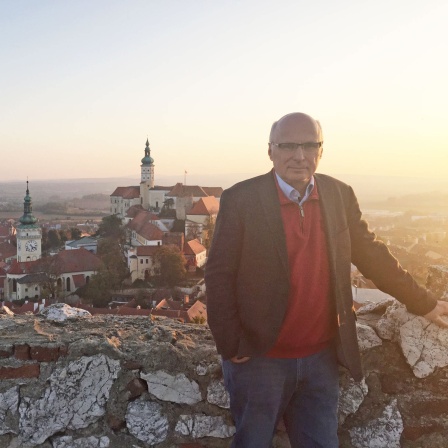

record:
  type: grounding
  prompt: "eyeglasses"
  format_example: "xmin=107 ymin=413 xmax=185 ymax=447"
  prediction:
xmin=270 ymin=142 xmax=323 ymax=152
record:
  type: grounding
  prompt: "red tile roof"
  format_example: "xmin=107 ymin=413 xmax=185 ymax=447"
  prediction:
xmin=135 ymin=246 xmax=159 ymax=256
xmin=166 ymin=183 xmax=208 ymax=198
xmin=7 ymin=248 xmax=101 ymax=276
xmin=0 ymin=225 xmax=10 ymax=239
xmin=187 ymin=196 xmax=219 ymax=216
xmin=184 ymin=239 xmax=206 ymax=256
xmin=0 ymin=241 xmax=16 ymax=261
xmin=111 ymin=186 xmax=140 ymax=199
xmin=202 ymin=187 xmax=223 ymax=198
xmin=128 ymin=211 xmax=163 ymax=241
xmin=126 ymin=205 xmax=145 ymax=218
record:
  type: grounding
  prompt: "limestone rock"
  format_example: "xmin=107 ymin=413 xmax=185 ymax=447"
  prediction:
xmin=338 ymin=378 xmax=368 ymax=425
xmin=399 ymin=316 xmax=448 ymax=378
xmin=356 ymin=297 xmax=396 ymax=315
xmin=375 ymin=302 xmax=412 ymax=340
xmin=126 ymin=400 xmax=168 ymax=445
xmin=141 ymin=370 xmax=201 ymax=404
xmin=349 ymin=399 xmax=403 ymax=448
xmin=52 ymin=435 xmax=110 ymax=447
xmin=0 ymin=387 xmax=19 ymax=436
xmin=18 ymin=354 xmax=120 ymax=445
xmin=356 ymin=323 xmax=382 ymax=351
xmin=207 ymin=380 xmax=230 ymax=409
xmin=175 ymin=414 xmax=235 ymax=438
xmin=39 ymin=303 xmax=91 ymax=322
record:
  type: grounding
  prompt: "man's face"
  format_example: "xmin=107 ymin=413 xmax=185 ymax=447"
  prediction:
xmin=268 ymin=115 xmax=323 ymax=194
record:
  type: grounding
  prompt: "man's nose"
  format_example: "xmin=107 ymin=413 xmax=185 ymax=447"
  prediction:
xmin=291 ymin=147 xmax=306 ymax=160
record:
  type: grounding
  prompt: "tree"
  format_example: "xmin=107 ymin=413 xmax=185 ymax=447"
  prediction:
xmin=70 ymin=227 xmax=82 ymax=240
xmin=38 ymin=256 xmax=63 ymax=299
xmin=82 ymin=237 xmax=129 ymax=306
xmin=96 ymin=215 xmax=125 ymax=241
xmin=186 ymin=222 xmax=202 ymax=241
xmin=47 ymin=229 xmax=62 ymax=249
xmin=82 ymin=268 xmax=113 ymax=307
xmin=203 ymin=216 xmax=216 ymax=250
xmin=154 ymin=245 xmax=186 ymax=287
xmin=97 ymin=238 xmax=129 ymax=290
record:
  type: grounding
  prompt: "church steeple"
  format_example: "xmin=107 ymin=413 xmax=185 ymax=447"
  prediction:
xmin=140 ymin=138 xmax=155 ymax=188
xmin=19 ymin=181 xmax=38 ymax=225
xmin=16 ymin=181 xmax=42 ymax=261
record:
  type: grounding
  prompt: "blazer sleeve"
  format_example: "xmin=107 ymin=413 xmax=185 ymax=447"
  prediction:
xmin=205 ymin=188 xmax=244 ymax=359
xmin=345 ymin=185 xmax=438 ymax=316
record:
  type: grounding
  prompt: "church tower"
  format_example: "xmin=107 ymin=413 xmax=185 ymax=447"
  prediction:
xmin=16 ymin=181 xmax=42 ymax=262
xmin=141 ymin=138 xmax=155 ymax=187
xmin=140 ymin=138 xmax=155 ymax=209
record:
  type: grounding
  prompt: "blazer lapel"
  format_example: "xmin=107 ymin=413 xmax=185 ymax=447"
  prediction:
xmin=258 ymin=172 xmax=289 ymax=276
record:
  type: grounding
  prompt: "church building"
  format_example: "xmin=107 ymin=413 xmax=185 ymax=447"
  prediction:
xmin=110 ymin=139 xmax=223 ymax=220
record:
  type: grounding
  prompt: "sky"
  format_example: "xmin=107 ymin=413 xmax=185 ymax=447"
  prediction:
xmin=1 ymin=0 xmax=448 ymax=189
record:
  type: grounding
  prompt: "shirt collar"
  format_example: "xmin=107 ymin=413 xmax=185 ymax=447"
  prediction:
xmin=274 ymin=171 xmax=315 ymax=206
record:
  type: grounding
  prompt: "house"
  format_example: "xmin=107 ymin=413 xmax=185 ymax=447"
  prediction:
xmin=127 ymin=246 xmax=160 ymax=282
xmin=127 ymin=211 xmax=164 ymax=246
xmin=110 ymin=139 xmax=222 ymax=219
xmin=110 ymin=186 xmax=140 ymax=218
xmin=183 ymin=239 xmax=207 ymax=271
xmin=185 ymin=196 xmax=219 ymax=243
xmin=65 ymin=236 xmax=98 ymax=254
xmin=4 ymin=248 xmax=102 ymax=301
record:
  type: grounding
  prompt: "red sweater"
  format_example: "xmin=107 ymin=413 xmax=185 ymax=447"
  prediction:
xmin=266 ymin=179 xmax=337 ymax=358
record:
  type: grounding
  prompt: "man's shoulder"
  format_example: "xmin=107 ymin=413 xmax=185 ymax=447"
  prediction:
xmin=315 ymin=173 xmax=352 ymax=191
xmin=224 ymin=172 xmax=273 ymax=196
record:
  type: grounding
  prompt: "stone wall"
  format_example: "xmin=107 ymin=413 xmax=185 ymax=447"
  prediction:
xmin=0 ymin=265 xmax=448 ymax=448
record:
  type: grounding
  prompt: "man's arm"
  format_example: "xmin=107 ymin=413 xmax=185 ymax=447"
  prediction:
xmin=345 ymin=185 xmax=447 ymax=325
xmin=205 ymin=188 xmax=244 ymax=359
xmin=423 ymin=301 xmax=448 ymax=328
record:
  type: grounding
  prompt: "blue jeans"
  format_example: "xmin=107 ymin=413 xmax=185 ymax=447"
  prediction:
xmin=222 ymin=346 xmax=339 ymax=448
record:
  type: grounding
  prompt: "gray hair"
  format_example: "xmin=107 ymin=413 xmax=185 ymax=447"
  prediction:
xmin=269 ymin=113 xmax=323 ymax=143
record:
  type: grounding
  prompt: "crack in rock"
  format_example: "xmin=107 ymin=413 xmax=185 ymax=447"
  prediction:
xmin=52 ymin=435 xmax=110 ymax=447
xmin=126 ymin=400 xmax=168 ymax=444
xmin=141 ymin=370 xmax=202 ymax=404
xmin=18 ymin=354 xmax=120 ymax=445
xmin=0 ymin=386 xmax=19 ymax=436
xmin=349 ymin=399 xmax=403 ymax=448
xmin=175 ymin=414 xmax=235 ymax=438
xmin=207 ymin=380 xmax=230 ymax=409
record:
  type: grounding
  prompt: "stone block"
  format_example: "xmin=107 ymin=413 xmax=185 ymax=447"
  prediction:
xmin=30 ymin=346 xmax=61 ymax=362
xmin=14 ymin=344 xmax=30 ymax=360
xmin=0 ymin=364 xmax=40 ymax=379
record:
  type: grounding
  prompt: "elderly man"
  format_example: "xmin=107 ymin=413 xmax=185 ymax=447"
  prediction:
xmin=205 ymin=112 xmax=448 ymax=448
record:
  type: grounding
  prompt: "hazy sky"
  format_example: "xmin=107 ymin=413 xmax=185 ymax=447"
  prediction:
xmin=1 ymin=0 xmax=447 ymax=187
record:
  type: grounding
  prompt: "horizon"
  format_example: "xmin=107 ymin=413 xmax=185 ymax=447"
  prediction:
xmin=1 ymin=1 xmax=448 ymax=183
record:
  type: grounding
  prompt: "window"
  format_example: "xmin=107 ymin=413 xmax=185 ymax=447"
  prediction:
xmin=35 ymin=287 xmax=38 ymax=291
xmin=140 ymin=259 xmax=143 ymax=264
xmin=66 ymin=277 xmax=71 ymax=292
xmin=25 ymin=288 xmax=28 ymax=292
xmin=146 ymin=259 xmax=149 ymax=264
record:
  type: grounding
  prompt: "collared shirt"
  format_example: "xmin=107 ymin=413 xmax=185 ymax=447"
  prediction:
xmin=274 ymin=172 xmax=315 ymax=206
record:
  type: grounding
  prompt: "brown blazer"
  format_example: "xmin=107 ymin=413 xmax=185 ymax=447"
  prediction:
xmin=205 ymin=171 xmax=437 ymax=381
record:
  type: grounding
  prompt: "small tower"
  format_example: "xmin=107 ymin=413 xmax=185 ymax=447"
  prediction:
xmin=140 ymin=138 xmax=155 ymax=210
xmin=16 ymin=181 xmax=42 ymax=262
xmin=141 ymin=138 xmax=155 ymax=188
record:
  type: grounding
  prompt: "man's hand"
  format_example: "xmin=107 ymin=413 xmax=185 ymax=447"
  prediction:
xmin=423 ymin=300 xmax=448 ymax=328
xmin=230 ymin=356 xmax=251 ymax=364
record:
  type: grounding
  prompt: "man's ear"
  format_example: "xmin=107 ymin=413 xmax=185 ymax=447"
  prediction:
xmin=319 ymin=148 xmax=323 ymax=159
xmin=268 ymin=144 xmax=273 ymax=161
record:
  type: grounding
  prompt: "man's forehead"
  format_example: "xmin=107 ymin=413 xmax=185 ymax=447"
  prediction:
xmin=274 ymin=114 xmax=320 ymax=138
